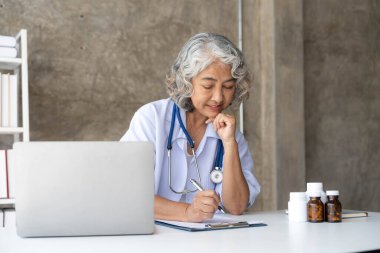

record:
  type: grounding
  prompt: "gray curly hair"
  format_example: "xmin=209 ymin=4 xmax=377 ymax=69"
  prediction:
xmin=166 ymin=32 xmax=251 ymax=111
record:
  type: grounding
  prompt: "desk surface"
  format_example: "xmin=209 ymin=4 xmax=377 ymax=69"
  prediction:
xmin=1 ymin=209 xmax=379 ymax=253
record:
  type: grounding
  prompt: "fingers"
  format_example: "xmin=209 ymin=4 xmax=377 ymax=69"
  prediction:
xmin=195 ymin=190 xmax=220 ymax=211
xmin=206 ymin=113 xmax=234 ymax=126
xmin=186 ymin=190 xmax=221 ymax=222
xmin=212 ymin=113 xmax=235 ymax=131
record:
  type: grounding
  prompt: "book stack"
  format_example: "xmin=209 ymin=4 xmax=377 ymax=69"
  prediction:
xmin=0 ymin=73 xmax=18 ymax=127
xmin=0 ymin=35 xmax=17 ymax=58
xmin=0 ymin=150 xmax=14 ymax=201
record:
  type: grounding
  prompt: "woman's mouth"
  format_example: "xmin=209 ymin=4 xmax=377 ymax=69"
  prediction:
xmin=208 ymin=104 xmax=222 ymax=112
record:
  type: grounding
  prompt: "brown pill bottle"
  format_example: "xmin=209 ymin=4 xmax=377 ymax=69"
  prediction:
xmin=307 ymin=191 xmax=324 ymax=222
xmin=325 ymin=190 xmax=342 ymax=222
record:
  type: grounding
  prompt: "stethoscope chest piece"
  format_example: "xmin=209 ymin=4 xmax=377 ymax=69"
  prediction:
xmin=210 ymin=169 xmax=223 ymax=184
xmin=211 ymin=139 xmax=224 ymax=184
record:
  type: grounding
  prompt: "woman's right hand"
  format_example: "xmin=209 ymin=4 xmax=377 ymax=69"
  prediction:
xmin=185 ymin=190 xmax=221 ymax=222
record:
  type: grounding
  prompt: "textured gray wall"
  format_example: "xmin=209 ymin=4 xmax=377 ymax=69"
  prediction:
xmin=304 ymin=0 xmax=380 ymax=211
xmin=274 ymin=0 xmax=305 ymax=209
xmin=243 ymin=0 xmax=306 ymax=211
xmin=0 ymin=0 xmax=237 ymax=142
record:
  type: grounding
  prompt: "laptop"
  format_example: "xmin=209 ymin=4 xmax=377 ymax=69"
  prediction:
xmin=13 ymin=141 xmax=154 ymax=237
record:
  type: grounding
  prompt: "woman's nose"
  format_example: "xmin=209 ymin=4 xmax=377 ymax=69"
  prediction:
xmin=212 ymin=88 xmax=223 ymax=103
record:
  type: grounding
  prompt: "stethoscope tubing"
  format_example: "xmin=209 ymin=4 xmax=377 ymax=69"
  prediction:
xmin=166 ymin=103 xmax=224 ymax=194
xmin=213 ymin=139 xmax=224 ymax=169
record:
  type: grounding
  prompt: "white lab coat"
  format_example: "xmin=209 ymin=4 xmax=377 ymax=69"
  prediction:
xmin=120 ymin=98 xmax=260 ymax=207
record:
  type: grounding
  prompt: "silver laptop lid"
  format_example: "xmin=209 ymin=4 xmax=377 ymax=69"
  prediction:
xmin=13 ymin=141 xmax=154 ymax=237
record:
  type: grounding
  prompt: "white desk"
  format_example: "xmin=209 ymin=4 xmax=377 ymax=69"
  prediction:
xmin=1 ymin=209 xmax=379 ymax=253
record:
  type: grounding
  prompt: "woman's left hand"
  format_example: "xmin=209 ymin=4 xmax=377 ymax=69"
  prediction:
xmin=206 ymin=113 xmax=236 ymax=143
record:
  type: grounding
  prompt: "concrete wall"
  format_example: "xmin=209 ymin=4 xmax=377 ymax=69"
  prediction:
xmin=0 ymin=0 xmax=237 ymax=142
xmin=245 ymin=0 xmax=380 ymax=211
xmin=243 ymin=0 xmax=305 ymax=210
xmin=304 ymin=0 xmax=380 ymax=211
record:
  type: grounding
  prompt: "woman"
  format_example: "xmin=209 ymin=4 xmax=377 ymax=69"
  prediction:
xmin=121 ymin=32 xmax=260 ymax=222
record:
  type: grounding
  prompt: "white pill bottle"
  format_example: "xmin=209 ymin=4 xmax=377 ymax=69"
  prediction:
xmin=288 ymin=192 xmax=307 ymax=222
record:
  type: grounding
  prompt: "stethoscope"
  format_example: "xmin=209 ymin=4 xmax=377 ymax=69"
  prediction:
xmin=167 ymin=103 xmax=224 ymax=194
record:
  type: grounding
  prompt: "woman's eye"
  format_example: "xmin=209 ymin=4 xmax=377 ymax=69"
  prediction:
xmin=223 ymin=85 xmax=235 ymax=90
xmin=203 ymin=86 xmax=213 ymax=90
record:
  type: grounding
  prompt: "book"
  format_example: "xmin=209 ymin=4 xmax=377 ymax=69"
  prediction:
xmin=0 ymin=150 xmax=8 ymax=199
xmin=0 ymin=47 xmax=17 ymax=58
xmin=0 ymin=35 xmax=16 ymax=47
xmin=342 ymin=210 xmax=368 ymax=219
xmin=3 ymin=209 xmax=15 ymax=227
xmin=0 ymin=72 xmax=2 ymax=126
xmin=156 ymin=214 xmax=266 ymax=232
xmin=9 ymin=74 xmax=18 ymax=127
xmin=0 ymin=209 xmax=3 ymax=228
xmin=6 ymin=150 xmax=15 ymax=199
xmin=1 ymin=73 xmax=9 ymax=127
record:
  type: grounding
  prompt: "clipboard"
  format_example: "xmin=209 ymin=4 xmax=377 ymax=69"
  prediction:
xmin=156 ymin=214 xmax=267 ymax=232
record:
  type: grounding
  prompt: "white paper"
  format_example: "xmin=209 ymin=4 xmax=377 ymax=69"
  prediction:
xmin=157 ymin=214 xmax=263 ymax=229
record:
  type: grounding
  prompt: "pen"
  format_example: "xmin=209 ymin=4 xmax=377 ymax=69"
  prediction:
xmin=189 ymin=178 xmax=226 ymax=214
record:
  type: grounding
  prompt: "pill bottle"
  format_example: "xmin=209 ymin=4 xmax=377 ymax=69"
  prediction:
xmin=325 ymin=190 xmax=342 ymax=223
xmin=306 ymin=182 xmax=327 ymax=203
xmin=288 ymin=192 xmax=307 ymax=222
xmin=307 ymin=191 xmax=324 ymax=223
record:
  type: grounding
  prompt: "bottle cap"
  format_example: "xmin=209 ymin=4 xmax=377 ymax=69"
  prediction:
xmin=309 ymin=191 xmax=321 ymax=197
xmin=307 ymin=182 xmax=323 ymax=193
xmin=326 ymin=190 xmax=339 ymax=196
xmin=289 ymin=192 xmax=306 ymax=200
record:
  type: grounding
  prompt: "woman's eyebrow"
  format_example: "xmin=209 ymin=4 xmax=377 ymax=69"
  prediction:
xmin=223 ymin=77 xmax=236 ymax=83
xmin=201 ymin=77 xmax=217 ymax=81
xmin=201 ymin=77 xmax=236 ymax=83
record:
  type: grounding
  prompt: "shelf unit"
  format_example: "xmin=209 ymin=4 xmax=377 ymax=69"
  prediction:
xmin=0 ymin=29 xmax=29 ymax=142
xmin=0 ymin=198 xmax=14 ymax=208
xmin=0 ymin=29 xmax=29 ymax=208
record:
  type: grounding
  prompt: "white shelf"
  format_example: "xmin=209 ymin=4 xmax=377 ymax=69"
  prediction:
xmin=0 ymin=29 xmax=29 ymax=141
xmin=0 ymin=127 xmax=24 ymax=134
xmin=0 ymin=30 xmax=29 ymax=208
xmin=0 ymin=57 xmax=22 ymax=70
xmin=0 ymin=198 xmax=15 ymax=208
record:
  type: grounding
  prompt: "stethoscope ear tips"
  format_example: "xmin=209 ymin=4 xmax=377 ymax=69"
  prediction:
xmin=210 ymin=169 xmax=223 ymax=184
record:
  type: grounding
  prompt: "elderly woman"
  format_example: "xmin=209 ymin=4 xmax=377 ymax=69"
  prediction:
xmin=121 ymin=32 xmax=260 ymax=222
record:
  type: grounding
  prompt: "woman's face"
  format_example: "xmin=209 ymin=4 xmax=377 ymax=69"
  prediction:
xmin=190 ymin=60 xmax=236 ymax=119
